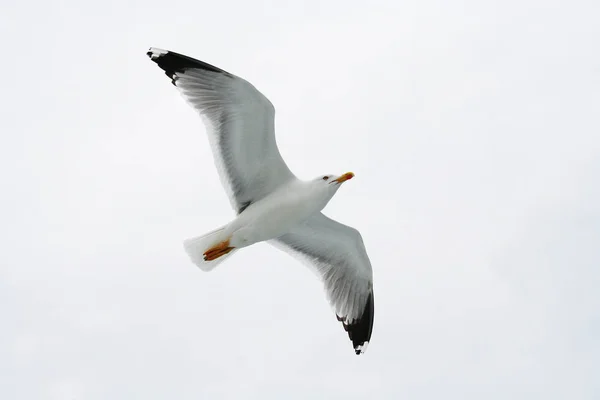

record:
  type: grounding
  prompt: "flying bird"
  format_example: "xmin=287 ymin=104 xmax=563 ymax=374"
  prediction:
xmin=147 ymin=48 xmax=375 ymax=355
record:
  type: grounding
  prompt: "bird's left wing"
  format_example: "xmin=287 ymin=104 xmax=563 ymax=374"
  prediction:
xmin=270 ymin=213 xmax=375 ymax=355
xmin=147 ymin=48 xmax=296 ymax=214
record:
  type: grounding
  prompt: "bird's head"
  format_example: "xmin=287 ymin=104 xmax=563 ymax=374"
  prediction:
xmin=308 ymin=171 xmax=355 ymax=209
xmin=315 ymin=172 xmax=355 ymax=190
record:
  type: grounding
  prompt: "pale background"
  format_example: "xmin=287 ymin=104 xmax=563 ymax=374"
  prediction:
xmin=1 ymin=0 xmax=599 ymax=398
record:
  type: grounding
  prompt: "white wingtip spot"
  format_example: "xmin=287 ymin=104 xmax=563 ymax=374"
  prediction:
xmin=148 ymin=47 xmax=168 ymax=59
xmin=355 ymin=341 xmax=369 ymax=354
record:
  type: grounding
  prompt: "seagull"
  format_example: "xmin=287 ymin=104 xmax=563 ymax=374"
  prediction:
xmin=147 ymin=47 xmax=375 ymax=355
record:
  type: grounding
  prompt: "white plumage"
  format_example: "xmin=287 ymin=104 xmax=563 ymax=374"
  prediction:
xmin=147 ymin=47 xmax=375 ymax=355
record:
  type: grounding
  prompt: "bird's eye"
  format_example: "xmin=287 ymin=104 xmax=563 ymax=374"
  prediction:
xmin=322 ymin=176 xmax=329 ymax=181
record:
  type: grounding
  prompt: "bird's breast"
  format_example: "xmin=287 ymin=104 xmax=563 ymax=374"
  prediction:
xmin=230 ymin=185 xmax=325 ymax=245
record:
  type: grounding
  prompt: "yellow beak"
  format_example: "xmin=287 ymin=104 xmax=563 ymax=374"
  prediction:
xmin=334 ymin=172 xmax=355 ymax=184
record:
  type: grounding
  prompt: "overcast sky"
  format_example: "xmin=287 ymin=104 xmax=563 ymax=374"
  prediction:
xmin=1 ymin=0 xmax=599 ymax=398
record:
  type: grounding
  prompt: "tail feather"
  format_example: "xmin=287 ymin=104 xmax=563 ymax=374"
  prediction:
xmin=183 ymin=226 xmax=237 ymax=272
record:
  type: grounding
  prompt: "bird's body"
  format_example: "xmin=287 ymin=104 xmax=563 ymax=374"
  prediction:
xmin=227 ymin=180 xmax=327 ymax=246
xmin=147 ymin=47 xmax=375 ymax=355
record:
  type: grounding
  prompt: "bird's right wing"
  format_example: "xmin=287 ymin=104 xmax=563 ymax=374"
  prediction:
xmin=270 ymin=213 xmax=375 ymax=354
xmin=147 ymin=48 xmax=297 ymax=214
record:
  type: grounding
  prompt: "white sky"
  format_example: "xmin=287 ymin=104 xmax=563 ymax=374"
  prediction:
xmin=1 ymin=0 xmax=599 ymax=398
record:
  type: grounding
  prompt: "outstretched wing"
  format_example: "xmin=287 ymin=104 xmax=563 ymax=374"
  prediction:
xmin=270 ymin=213 xmax=375 ymax=355
xmin=147 ymin=48 xmax=297 ymax=214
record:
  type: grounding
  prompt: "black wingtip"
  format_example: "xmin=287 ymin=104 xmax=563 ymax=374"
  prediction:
xmin=146 ymin=47 xmax=232 ymax=85
xmin=338 ymin=291 xmax=375 ymax=355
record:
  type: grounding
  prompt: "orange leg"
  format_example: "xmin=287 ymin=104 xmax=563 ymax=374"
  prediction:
xmin=203 ymin=239 xmax=235 ymax=261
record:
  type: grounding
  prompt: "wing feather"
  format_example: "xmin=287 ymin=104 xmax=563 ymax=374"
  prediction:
xmin=270 ymin=213 xmax=375 ymax=355
xmin=147 ymin=47 xmax=296 ymax=213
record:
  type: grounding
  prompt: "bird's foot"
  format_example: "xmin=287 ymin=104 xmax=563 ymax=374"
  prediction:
xmin=203 ymin=239 xmax=234 ymax=261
